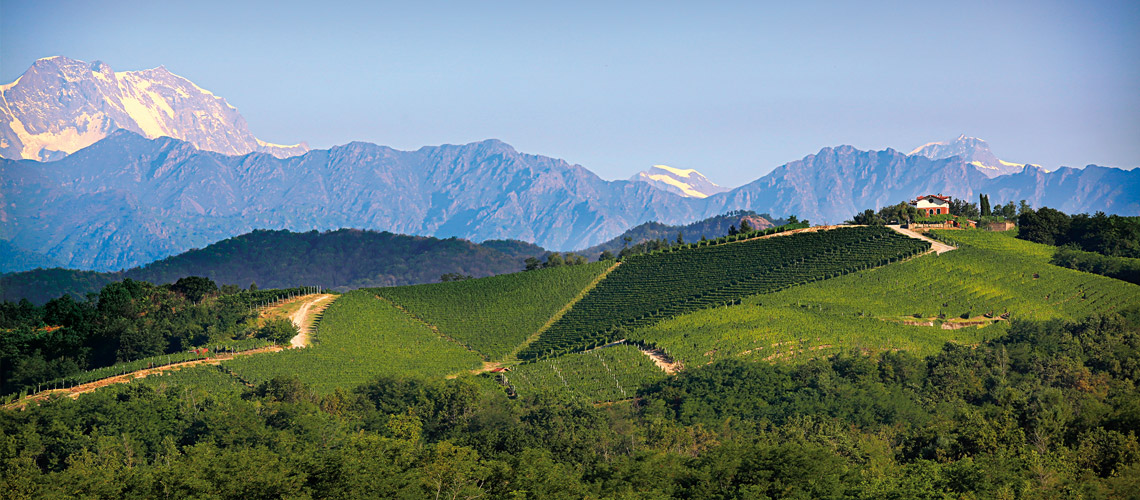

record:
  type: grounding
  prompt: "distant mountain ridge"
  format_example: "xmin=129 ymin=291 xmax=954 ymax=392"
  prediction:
xmin=3 ymin=131 xmax=1138 ymax=274
xmin=0 ymin=56 xmax=307 ymax=161
xmin=630 ymin=165 xmax=729 ymax=198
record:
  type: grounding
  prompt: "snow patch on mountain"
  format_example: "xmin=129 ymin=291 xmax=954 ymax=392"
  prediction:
xmin=909 ymin=135 xmax=1025 ymax=178
xmin=0 ymin=56 xmax=308 ymax=161
xmin=631 ymin=165 xmax=730 ymax=198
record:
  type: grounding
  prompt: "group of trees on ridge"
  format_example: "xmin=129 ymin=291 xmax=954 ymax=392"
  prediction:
xmin=849 ymin=193 xmax=1026 ymax=226
xmin=0 ymin=277 xmax=296 ymax=397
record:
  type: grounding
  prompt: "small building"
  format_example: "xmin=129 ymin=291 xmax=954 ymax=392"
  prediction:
xmin=911 ymin=194 xmax=951 ymax=216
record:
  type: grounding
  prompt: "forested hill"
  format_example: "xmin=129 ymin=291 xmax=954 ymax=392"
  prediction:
xmin=0 ymin=229 xmax=548 ymax=304
xmin=577 ymin=211 xmax=781 ymax=259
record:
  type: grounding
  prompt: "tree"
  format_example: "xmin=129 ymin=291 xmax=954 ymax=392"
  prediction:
xmin=258 ymin=318 xmax=299 ymax=345
xmin=440 ymin=273 xmax=473 ymax=282
xmin=249 ymin=281 xmax=259 ymax=291
xmin=599 ymin=250 xmax=615 ymax=261
xmin=787 ymin=215 xmax=800 ymax=224
xmin=1019 ymin=200 xmax=1032 ymax=215
xmin=524 ymin=256 xmax=542 ymax=272
xmin=740 ymin=219 xmax=754 ymax=233
xmin=170 ymin=276 xmax=218 ymax=303
xmin=543 ymin=253 xmax=564 ymax=268
xmin=676 ymin=232 xmax=685 ymax=245
xmin=980 ymin=194 xmax=991 ymax=216
xmin=728 ymin=225 xmax=739 ymax=236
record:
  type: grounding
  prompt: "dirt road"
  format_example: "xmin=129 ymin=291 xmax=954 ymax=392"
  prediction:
xmin=887 ymin=225 xmax=956 ymax=254
xmin=289 ymin=294 xmax=337 ymax=348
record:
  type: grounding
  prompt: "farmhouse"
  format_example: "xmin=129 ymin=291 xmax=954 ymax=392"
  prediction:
xmin=911 ymin=194 xmax=951 ymax=216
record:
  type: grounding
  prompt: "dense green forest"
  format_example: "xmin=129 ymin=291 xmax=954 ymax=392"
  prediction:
xmin=0 ymin=229 xmax=547 ymax=305
xmin=2 ymin=316 xmax=1137 ymax=498
xmin=0 ymin=278 xmax=302 ymax=397
xmin=1018 ymin=209 xmax=1140 ymax=258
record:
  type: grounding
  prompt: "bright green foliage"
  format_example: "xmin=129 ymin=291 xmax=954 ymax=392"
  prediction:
xmin=224 ymin=291 xmax=483 ymax=392
xmin=504 ymin=344 xmax=665 ymax=402
xmin=632 ymin=229 xmax=1140 ymax=366
xmin=521 ymin=226 xmax=929 ymax=359
xmin=629 ymin=300 xmax=994 ymax=367
xmin=373 ymin=262 xmax=611 ymax=359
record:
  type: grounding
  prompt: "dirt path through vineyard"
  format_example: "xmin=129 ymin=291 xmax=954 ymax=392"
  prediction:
xmin=2 ymin=346 xmax=282 ymax=410
xmin=887 ymin=225 xmax=956 ymax=254
xmin=289 ymin=294 xmax=337 ymax=348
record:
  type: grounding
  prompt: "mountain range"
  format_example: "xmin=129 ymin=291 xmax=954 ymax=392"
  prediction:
xmin=0 ymin=56 xmax=307 ymax=161
xmin=2 ymin=56 xmax=1138 ymax=274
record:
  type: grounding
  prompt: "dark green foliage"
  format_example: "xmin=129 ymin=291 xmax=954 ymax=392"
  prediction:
xmin=579 ymin=211 xmax=780 ymax=259
xmin=3 ymin=316 xmax=1137 ymax=498
xmin=1053 ymin=246 xmax=1140 ymax=286
xmin=257 ymin=318 xmax=299 ymax=345
xmin=170 ymin=276 xmax=218 ymax=303
xmin=521 ymin=226 xmax=929 ymax=359
xmin=0 ymin=279 xmax=301 ymax=396
xmin=1019 ymin=208 xmax=1140 ymax=258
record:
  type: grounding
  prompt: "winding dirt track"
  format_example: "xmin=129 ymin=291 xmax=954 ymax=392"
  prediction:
xmin=886 ymin=225 xmax=956 ymax=254
xmin=289 ymin=294 xmax=337 ymax=348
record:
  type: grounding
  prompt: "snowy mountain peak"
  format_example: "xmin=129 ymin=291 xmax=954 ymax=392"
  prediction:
xmin=0 ymin=56 xmax=308 ymax=161
xmin=630 ymin=165 xmax=729 ymax=198
xmin=909 ymin=135 xmax=1024 ymax=178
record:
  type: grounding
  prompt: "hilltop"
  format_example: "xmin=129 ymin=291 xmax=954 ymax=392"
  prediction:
xmin=0 ymin=228 xmax=547 ymax=304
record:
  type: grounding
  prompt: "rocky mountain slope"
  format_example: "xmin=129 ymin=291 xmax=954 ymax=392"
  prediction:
xmin=3 ymin=130 xmax=1136 ymax=274
xmin=910 ymin=135 xmax=1027 ymax=178
xmin=630 ymin=165 xmax=729 ymax=198
xmin=0 ymin=56 xmax=306 ymax=161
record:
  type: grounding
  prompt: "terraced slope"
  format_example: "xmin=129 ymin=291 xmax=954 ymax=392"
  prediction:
xmin=372 ymin=262 xmax=612 ymax=359
xmin=630 ymin=229 xmax=1140 ymax=366
xmin=519 ymin=226 xmax=930 ymax=360
xmin=224 ymin=291 xmax=483 ymax=392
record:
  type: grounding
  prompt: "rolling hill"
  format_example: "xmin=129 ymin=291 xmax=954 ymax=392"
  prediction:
xmin=0 ymin=228 xmax=548 ymax=304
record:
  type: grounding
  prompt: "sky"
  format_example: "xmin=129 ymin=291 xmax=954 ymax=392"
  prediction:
xmin=2 ymin=0 xmax=1137 ymax=186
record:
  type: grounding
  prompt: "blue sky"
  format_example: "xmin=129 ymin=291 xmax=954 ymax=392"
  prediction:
xmin=2 ymin=0 xmax=1137 ymax=185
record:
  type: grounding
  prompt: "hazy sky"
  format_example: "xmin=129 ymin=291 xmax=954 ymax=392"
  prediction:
xmin=2 ymin=0 xmax=1137 ymax=185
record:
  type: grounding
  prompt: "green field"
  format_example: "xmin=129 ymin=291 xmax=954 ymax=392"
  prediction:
xmin=521 ymin=226 xmax=930 ymax=360
xmin=630 ymin=229 xmax=1140 ymax=367
xmin=372 ymin=262 xmax=612 ymax=359
xmin=503 ymin=343 xmax=666 ymax=402
xmin=224 ymin=291 xmax=483 ymax=393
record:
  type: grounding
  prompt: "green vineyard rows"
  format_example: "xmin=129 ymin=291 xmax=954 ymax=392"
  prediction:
xmin=28 ymin=338 xmax=272 ymax=395
xmin=631 ymin=229 xmax=1140 ymax=366
xmin=372 ymin=262 xmax=611 ymax=359
xmin=135 ymin=364 xmax=248 ymax=400
xmin=503 ymin=343 xmax=666 ymax=402
xmin=224 ymin=291 xmax=483 ymax=393
xmin=519 ymin=226 xmax=930 ymax=360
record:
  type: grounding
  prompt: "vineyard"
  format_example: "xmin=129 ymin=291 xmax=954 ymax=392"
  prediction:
xmin=630 ymin=229 xmax=1140 ymax=366
xmin=519 ymin=226 xmax=930 ymax=360
xmin=135 ymin=364 xmax=248 ymax=399
xmin=224 ymin=291 xmax=483 ymax=393
xmin=502 ymin=343 xmax=666 ymax=402
xmin=372 ymin=262 xmax=611 ymax=359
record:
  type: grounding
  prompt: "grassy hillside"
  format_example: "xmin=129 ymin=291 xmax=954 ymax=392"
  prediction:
xmin=1 ymin=229 xmax=547 ymax=305
xmin=224 ymin=291 xmax=483 ymax=393
xmin=521 ymin=226 xmax=930 ymax=359
xmin=372 ymin=261 xmax=612 ymax=359
xmin=503 ymin=343 xmax=666 ymax=402
xmin=630 ymin=229 xmax=1140 ymax=367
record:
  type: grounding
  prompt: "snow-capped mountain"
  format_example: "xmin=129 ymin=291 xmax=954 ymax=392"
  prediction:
xmin=909 ymin=135 xmax=1026 ymax=178
xmin=630 ymin=165 xmax=730 ymax=198
xmin=0 ymin=56 xmax=307 ymax=161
